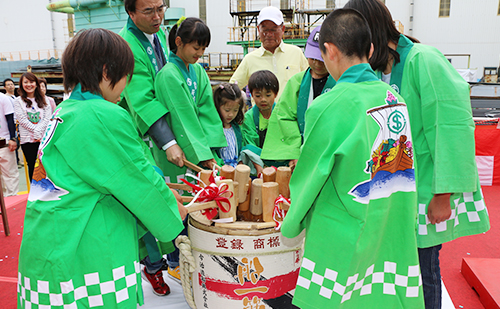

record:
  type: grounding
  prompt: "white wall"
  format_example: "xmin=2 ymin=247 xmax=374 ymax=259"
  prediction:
xmin=0 ymin=0 xmax=70 ymax=56
xmin=389 ymin=0 xmax=500 ymax=79
xmin=1 ymin=0 xmax=499 ymax=79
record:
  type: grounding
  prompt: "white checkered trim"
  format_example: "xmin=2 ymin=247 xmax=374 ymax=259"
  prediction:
xmin=18 ymin=261 xmax=140 ymax=308
xmin=297 ymin=258 xmax=421 ymax=303
xmin=418 ymin=190 xmax=487 ymax=235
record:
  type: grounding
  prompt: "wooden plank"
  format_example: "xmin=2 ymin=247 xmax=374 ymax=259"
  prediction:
xmin=214 ymin=221 xmax=276 ymax=230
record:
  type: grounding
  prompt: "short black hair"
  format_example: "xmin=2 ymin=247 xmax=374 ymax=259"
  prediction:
xmin=168 ymin=17 xmax=211 ymax=53
xmin=213 ymin=83 xmax=245 ymax=125
xmin=3 ymin=78 xmax=14 ymax=87
xmin=62 ymin=28 xmax=134 ymax=95
xmin=319 ymin=8 xmax=372 ymax=60
xmin=123 ymin=0 xmax=137 ymax=13
xmin=247 ymin=70 xmax=279 ymax=95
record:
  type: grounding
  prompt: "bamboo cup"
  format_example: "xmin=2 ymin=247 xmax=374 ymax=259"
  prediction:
xmin=234 ymin=164 xmax=251 ymax=203
xmin=199 ymin=170 xmax=213 ymax=188
xmin=220 ymin=165 xmax=235 ymax=180
xmin=217 ymin=179 xmax=237 ymax=222
xmin=262 ymin=167 xmax=276 ymax=182
xmin=250 ymin=178 xmax=263 ymax=216
xmin=276 ymin=166 xmax=292 ymax=198
xmin=262 ymin=182 xmax=279 ymax=222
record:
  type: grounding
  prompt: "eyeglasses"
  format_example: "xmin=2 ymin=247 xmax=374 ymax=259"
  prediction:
xmin=137 ymin=4 xmax=167 ymax=16
xmin=259 ymin=27 xmax=282 ymax=36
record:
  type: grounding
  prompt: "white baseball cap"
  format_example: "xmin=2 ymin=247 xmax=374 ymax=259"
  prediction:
xmin=257 ymin=6 xmax=284 ymax=26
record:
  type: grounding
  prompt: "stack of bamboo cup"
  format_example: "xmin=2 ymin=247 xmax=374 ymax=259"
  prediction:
xmin=175 ymin=164 xmax=292 ymax=230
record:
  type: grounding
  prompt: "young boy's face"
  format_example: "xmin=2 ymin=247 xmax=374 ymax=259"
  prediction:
xmin=252 ymin=88 xmax=276 ymax=113
xmin=308 ymin=58 xmax=328 ymax=78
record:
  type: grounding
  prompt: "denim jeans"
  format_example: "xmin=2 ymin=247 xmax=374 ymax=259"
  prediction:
xmin=167 ymin=217 xmax=189 ymax=268
xmin=418 ymin=244 xmax=442 ymax=309
xmin=142 ymin=231 xmax=163 ymax=274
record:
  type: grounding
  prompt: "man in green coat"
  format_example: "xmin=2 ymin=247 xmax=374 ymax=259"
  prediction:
xmin=281 ymin=10 xmax=424 ymax=308
xmin=119 ymin=0 xmax=178 ymax=296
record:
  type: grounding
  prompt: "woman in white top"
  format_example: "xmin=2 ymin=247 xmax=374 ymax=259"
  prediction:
xmin=13 ymin=72 xmax=52 ymax=181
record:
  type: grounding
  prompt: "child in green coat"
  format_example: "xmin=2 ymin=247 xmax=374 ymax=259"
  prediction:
xmin=17 ymin=28 xmax=186 ymax=308
xmin=241 ymin=70 xmax=279 ymax=148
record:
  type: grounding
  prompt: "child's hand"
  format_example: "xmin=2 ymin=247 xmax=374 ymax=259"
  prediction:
xmin=170 ymin=188 xmax=188 ymax=220
xmin=427 ymin=193 xmax=452 ymax=225
xmin=166 ymin=144 xmax=186 ymax=167
xmin=200 ymin=158 xmax=217 ymax=169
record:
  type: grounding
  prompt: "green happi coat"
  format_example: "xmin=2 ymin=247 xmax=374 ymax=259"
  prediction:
xmin=119 ymin=18 xmax=174 ymax=258
xmin=282 ymin=64 xmax=424 ymax=308
xmin=119 ymin=17 xmax=168 ymax=137
xmin=261 ymin=69 xmax=335 ymax=161
xmin=241 ymin=105 xmax=271 ymax=148
xmin=17 ymin=85 xmax=184 ymax=308
xmin=385 ymin=35 xmax=490 ymax=248
xmin=153 ymin=52 xmax=226 ymax=182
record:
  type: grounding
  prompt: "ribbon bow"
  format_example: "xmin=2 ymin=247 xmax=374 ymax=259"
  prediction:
xmin=273 ymin=195 xmax=291 ymax=230
xmin=181 ymin=171 xmax=232 ymax=220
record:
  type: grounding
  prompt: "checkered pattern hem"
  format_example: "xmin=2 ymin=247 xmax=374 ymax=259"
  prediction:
xmin=18 ymin=261 xmax=140 ymax=308
xmin=296 ymin=257 xmax=422 ymax=303
xmin=418 ymin=190 xmax=487 ymax=235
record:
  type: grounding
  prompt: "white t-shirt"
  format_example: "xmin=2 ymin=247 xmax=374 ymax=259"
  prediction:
xmin=0 ymin=93 xmax=14 ymax=139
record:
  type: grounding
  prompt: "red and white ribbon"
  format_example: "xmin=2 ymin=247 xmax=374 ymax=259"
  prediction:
xmin=181 ymin=171 xmax=232 ymax=220
xmin=273 ymin=195 xmax=291 ymax=230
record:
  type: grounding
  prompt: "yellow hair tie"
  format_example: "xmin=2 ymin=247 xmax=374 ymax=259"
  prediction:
xmin=176 ymin=16 xmax=186 ymax=27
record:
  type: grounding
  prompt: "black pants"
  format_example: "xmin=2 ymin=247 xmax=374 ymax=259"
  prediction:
xmin=21 ymin=142 xmax=40 ymax=182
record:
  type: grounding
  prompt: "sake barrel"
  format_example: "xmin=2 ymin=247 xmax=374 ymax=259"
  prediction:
xmin=187 ymin=218 xmax=303 ymax=308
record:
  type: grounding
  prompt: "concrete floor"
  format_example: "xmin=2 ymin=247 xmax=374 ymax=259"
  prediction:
xmin=17 ymin=162 xmax=28 ymax=194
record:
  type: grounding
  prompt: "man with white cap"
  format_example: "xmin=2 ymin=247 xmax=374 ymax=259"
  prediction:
xmin=261 ymin=26 xmax=336 ymax=169
xmin=230 ymin=6 xmax=308 ymax=100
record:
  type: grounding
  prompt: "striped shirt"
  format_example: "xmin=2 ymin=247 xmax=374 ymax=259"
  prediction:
xmin=13 ymin=97 xmax=52 ymax=144
xmin=220 ymin=126 xmax=238 ymax=167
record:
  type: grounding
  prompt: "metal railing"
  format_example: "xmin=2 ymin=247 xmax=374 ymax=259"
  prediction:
xmin=230 ymin=0 xmax=294 ymax=13
xmin=200 ymin=52 xmax=245 ymax=70
xmin=0 ymin=50 xmax=63 ymax=61
xmin=228 ymin=22 xmax=317 ymax=42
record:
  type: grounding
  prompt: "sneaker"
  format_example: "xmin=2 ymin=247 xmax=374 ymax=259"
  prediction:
xmin=159 ymin=258 xmax=169 ymax=271
xmin=167 ymin=266 xmax=181 ymax=283
xmin=141 ymin=269 xmax=171 ymax=296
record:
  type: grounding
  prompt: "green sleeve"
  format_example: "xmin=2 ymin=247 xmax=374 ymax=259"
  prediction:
xmin=241 ymin=107 xmax=260 ymax=147
xmin=261 ymin=71 xmax=304 ymax=160
xmin=155 ymin=64 xmax=221 ymax=164
xmin=408 ymin=47 xmax=477 ymax=194
xmin=54 ymin=103 xmax=183 ymax=242
xmin=194 ymin=64 xmax=227 ymax=149
xmin=120 ymin=29 xmax=168 ymax=135
xmin=281 ymin=93 xmax=339 ymax=238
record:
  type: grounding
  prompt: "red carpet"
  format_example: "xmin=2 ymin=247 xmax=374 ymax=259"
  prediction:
xmin=0 ymin=195 xmax=28 ymax=309
xmin=441 ymin=185 xmax=500 ymax=309
xmin=0 ymin=188 xmax=498 ymax=309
